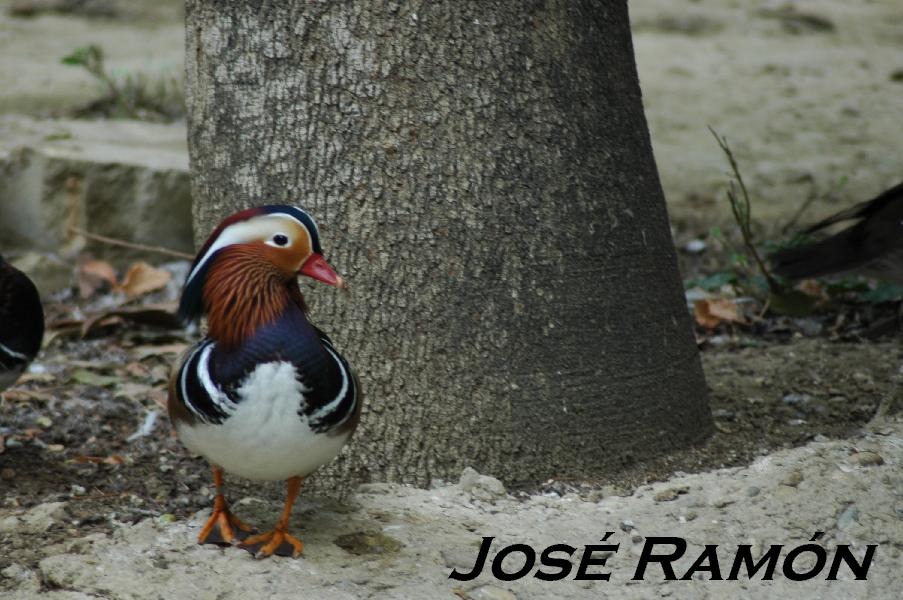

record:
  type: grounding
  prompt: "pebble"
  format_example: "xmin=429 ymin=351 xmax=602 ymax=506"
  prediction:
xmin=0 ymin=502 xmax=67 ymax=535
xmin=586 ymin=489 xmax=605 ymax=503
xmin=782 ymin=393 xmax=811 ymax=406
xmin=653 ymin=489 xmax=680 ymax=502
xmin=459 ymin=467 xmax=507 ymax=502
xmin=780 ymin=470 xmax=804 ymax=487
xmin=684 ymin=239 xmax=707 ymax=253
xmin=471 ymin=586 xmax=516 ymax=600
xmin=746 ymin=486 xmax=760 ymax=497
xmin=441 ymin=548 xmax=477 ymax=570
xmin=837 ymin=505 xmax=860 ymax=530
xmin=848 ymin=451 xmax=884 ymax=467
xmin=0 ymin=564 xmax=40 ymax=591
xmin=0 ymin=468 xmax=14 ymax=480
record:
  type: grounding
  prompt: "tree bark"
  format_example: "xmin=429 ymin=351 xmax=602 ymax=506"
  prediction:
xmin=184 ymin=0 xmax=712 ymax=492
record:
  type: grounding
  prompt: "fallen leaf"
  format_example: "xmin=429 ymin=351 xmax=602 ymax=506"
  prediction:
xmin=115 ymin=262 xmax=171 ymax=298
xmin=18 ymin=428 xmax=43 ymax=441
xmin=132 ymin=343 xmax=187 ymax=360
xmin=798 ymin=279 xmax=825 ymax=298
xmin=70 ymin=369 xmax=120 ymax=387
xmin=694 ymin=298 xmax=747 ymax=328
xmin=42 ymin=322 xmax=83 ymax=346
xmin=77 ymin=258 xmax=117 ymax=299
xmin=1 ymin=389 xmax=56 ymax=403
xmin=149 ymin=388 xmax=167 ymax=409
xmin=149 ymin=365 xmax=171 ymax=384
xmin=114 ymin=382 xmax=155 ymax=400
xmin=71 ymin=455 xmax=125 ymax=465
xmin=16 ymin=372 xmax=57 ymax=384
xmin=48 ymin=303 xmax=183 ymax=341
xmin=81 ymin=303 xmax=182 ymax=338
xmin=79 ymin=315 xmax=122 ymax=338
xmin=124 ymin=362 xmax=151 ymax=378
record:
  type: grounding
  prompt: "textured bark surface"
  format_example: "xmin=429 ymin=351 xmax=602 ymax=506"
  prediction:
xmin=184 ymin=0 xmax=712 ymax=491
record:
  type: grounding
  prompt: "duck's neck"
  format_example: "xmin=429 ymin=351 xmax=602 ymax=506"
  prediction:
xmin=202 ymin=246 xmax=307 ymax=348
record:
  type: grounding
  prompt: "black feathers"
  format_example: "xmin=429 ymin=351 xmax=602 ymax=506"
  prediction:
xmin=0 ymin=255 xmax=44 ymax=374
xmin=772 ymin=181 xmax=903 ymax=283
xmin=173 ymin=305 xmax=356 ymax=433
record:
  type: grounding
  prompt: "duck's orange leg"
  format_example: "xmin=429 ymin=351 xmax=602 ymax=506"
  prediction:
xmin=240 ymin=476 xmax=304 ymax=558
xmin=197 ymin=465 xmax=255 ymax=546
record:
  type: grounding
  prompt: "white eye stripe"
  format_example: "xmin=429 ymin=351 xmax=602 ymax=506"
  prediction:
xmin=186 ymin=213 xmax=312 ymax=285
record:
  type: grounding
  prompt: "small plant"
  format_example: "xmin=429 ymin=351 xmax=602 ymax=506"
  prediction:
xmin=707 ymin=127 xmax=783 ymax=295
xmin=61 ymin=44 xmax=184 ymax=122
xmin=687 ymin=128 xmax=823 ymax=317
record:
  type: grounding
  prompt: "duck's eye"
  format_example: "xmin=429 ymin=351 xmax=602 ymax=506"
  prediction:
xmin=272 ymin=234 xmax=289 ymax=247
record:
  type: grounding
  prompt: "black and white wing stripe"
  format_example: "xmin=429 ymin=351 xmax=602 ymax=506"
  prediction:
xmin=306 ymin=336 xmax=358 ymax=432
xmin=175 ymin=340 xmax=239 ymax=425
xmin=173 ymin=324 xmax=358 ymax=434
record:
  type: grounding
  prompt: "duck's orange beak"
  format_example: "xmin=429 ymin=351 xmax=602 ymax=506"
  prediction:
xmin=299 ymin=253 xmax=345 ymax=288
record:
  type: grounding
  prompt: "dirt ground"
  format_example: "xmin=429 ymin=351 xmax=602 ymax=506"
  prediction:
xmin=2 ymin=0 xmax=903 ymax=598
xmin=3 ymin=331 xmax=903 ymax=599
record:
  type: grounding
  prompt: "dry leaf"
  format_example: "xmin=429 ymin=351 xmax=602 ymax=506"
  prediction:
xmin=70 ymin=369 xmax=120 ymax=387
xmin=114 ymin=381 xmax=155 ymax=400
xmin=79 ymin=315 xmax=124 ymax=338
xmin=133 ymin=343 xmax=187 ymax=360
xmin=694 ymin=298 xmax=746 ymax=329
xmin=149 ymin=388 xmax=167 ymax=409
xmin=18 ymin=428 xmax=43 ymax=441
xmin=71 ymin=454 xmax=125 ymax=465
xmin=16 ymin=372 xmax=57 ymax=384
xmin=115 ymin=262 xmax=171 ymax=298
xmin=1 ymin=389 xmax=55 ymax=403
xmin=798 ymin=278 xmax=827 ymax=299
xmin=77 ymin=258 xmax=117 ymax=299
xmin=80 ymin=303 xmax=182 ymax=338
xmin=125 ymin=362 xmax=151 ymax=378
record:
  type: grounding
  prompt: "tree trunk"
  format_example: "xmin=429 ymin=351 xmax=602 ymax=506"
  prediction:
xmin=184 ymin=0 xmax=712 ymax=492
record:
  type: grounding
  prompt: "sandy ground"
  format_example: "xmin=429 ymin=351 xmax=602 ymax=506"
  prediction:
xmin=3 ymin=414 xmax=903 ymax=599
xmin=2 ymin=1 xmax=903 ymax=599
xmin=632 ymin=0 xmax=903 ymax=229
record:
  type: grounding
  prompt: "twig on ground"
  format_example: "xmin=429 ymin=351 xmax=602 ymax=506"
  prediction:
xmin=69 ymin=227 xmax=193 ymax=260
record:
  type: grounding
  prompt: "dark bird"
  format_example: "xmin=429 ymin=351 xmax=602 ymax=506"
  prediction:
xmin=168 ymin=206 xmax=360 ymax=558
xmin=771 ymin=181 xmax=903 ymax=283
xmin=0 ymin=255 xmax=44 ymax=392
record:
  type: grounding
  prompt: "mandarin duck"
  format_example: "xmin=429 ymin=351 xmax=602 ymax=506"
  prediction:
xmin=0 ymin=255 xmax=44 ymax=392
xmin=168 ymin=205 xmax=360 ymax=558
xmin=772 ymin=181 xmax=903 ymax=283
